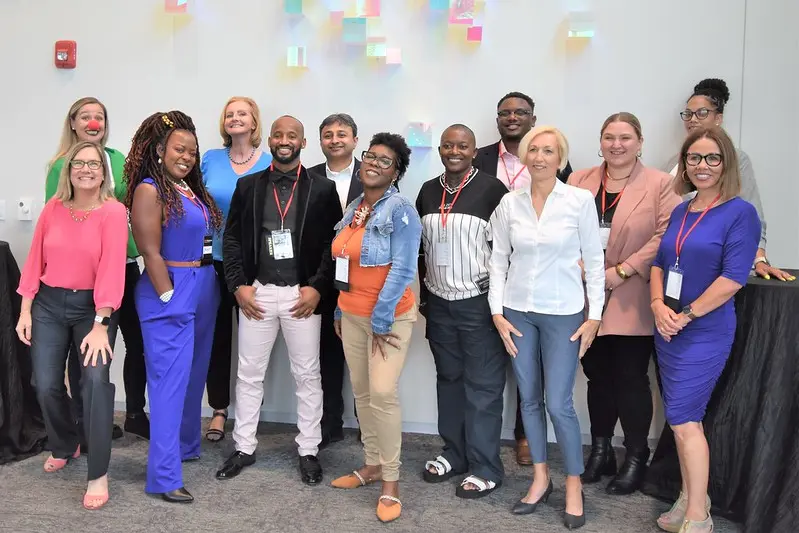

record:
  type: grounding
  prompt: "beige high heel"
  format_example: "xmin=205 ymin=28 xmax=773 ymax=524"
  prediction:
xmin=677 ymin=513 xmax=714 ymax=532
xmin=657 ymin=492 xmax=711 ymax=532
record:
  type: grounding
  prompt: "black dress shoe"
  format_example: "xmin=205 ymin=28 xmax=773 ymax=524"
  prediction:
xmin=605 ymin=445 xmax=650 ymax=495
xmin=563 ymin=490 xmax=586 ymax=529
xmin=112 ymin=424 xmax=123 ymax=440
xmin=216 ymin=451 xmax=256 ymax=480
xmin=319 ymin=429 xmax=345 ymax=450
xmin=299 ymin=455 xmax=323 ymax=485
xmin=162 ymin=487 xmax=194 ymax=503
xmin=511 ymin=480 xmax=553 ymax=515
xmin=581 ymin=437 xmax=616 ymax=483
xmin=124 ymin=412 xmax=150 ymax=440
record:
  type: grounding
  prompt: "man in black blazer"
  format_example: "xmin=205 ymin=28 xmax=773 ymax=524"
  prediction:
xmin=217 ymin=115 xmax=342 ymax=485
xmin=473 ymin=92 xmax=572 ymax=466
xmin=307 ymin=113 xmax=361 ymax=448
xmin=473 ymin=91 xmax=573 ymax=187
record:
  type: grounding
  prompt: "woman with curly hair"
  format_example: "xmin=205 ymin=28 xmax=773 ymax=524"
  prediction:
xmin=125 ymin=111 xmax=222 ymax=503
xmin=329 ymin=133 xmax=422 ymax=524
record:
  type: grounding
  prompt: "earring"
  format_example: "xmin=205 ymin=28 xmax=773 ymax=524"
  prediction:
xmin=597 ymin=149 xmax=603 ymax=158
xmin=637 ymin=151 xmax=642 ymax=158
xmin=682 ymin=170 xmax=690 ymax=182
xmin=158 ymin=157 xmax=162 ymax=165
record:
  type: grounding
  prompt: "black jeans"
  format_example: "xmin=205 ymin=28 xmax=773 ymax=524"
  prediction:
xmin=320 ymin=307 xmax=347 ymax=435
xmin=580 ymin=334 xmax=654 ymax=449
xmin=206 ymin=260 xmax=237 ymax=410
xmin=32 ymin=284 xmax=117 ymax=480
xmin=426 ymin=293 xmax=506 ymax=482
xmin=68 ymin=262 xmax=146 ymax=418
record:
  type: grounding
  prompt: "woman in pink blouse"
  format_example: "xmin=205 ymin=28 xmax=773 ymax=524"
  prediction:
xmin=16 ymin=141 xmax=128 ymax=510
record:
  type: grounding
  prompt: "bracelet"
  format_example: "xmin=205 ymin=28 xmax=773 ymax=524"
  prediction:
xmin=159 ymin=289 xmax=174 ymax=303
xmin=651 ymin=297 xmax=664 ymax=304
xmin=753 ymin=256 xmax=769 ymax=267
xmin=616 ymin=263 xmax=629 ymax=280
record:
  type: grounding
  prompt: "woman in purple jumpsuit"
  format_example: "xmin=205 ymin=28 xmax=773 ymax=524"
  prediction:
xmin=650 ymin=127 xmax=759 ymax=533
xmin=126 ymin=111 xmax=223 ymax=503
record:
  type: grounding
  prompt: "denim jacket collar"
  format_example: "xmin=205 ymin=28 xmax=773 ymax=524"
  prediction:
xmin=338 ymin=185 xmax=399 ymax=228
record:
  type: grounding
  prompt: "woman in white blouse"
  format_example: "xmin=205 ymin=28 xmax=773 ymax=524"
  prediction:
xmin=489 ymin=125 xmax=605 ymax=529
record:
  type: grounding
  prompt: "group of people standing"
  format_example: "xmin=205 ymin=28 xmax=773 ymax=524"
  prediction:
xmin=14 ymin=77 xmax=789 ymax=532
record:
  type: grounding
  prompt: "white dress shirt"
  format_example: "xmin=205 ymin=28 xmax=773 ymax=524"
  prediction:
xmin=488 ymin=179 xmax=605 ymax=320
xmin=325 ymin=157 xmax=355 ymax=210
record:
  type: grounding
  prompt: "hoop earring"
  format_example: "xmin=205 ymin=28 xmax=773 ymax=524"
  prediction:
xmin=682 ymin=170 xmax=690 ymax=182
xmin=597 ymin=149 xmax=603 ymax=158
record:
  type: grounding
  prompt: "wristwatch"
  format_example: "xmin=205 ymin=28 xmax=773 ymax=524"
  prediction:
xmin=753 ymin=256 xmax=770 ymax=267
xmin=94 ymin=315 xmax=111 ymax=326
xmin=681 ymin=305 xmax=697 ymax=320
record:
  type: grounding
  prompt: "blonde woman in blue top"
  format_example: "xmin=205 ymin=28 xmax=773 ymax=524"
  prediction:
xmin=202 ymin=96 xmax=271 ymax=442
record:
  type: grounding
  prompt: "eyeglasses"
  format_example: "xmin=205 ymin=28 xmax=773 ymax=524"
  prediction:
xmin=362 ymin=150 xmax=394 ymax=170
xmin=685 ymin=153 xmax=723 ymax=167
xmin=680 ymin=108 xmax=717 ymax=121
xmin=497 ymin=109 xmax=533 ymax=119
xmin=70 ymin=160 xmax=102 ymax=170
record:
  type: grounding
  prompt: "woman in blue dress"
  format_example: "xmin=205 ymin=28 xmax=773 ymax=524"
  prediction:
xmin=650 ymin=127 xmax=760 ymax=533
xmin=125 ymin=111 xmax=223 ymax=503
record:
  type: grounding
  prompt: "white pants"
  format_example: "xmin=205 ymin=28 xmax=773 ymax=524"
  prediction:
xmin=232 ymin=282 xmax=323 ymax=456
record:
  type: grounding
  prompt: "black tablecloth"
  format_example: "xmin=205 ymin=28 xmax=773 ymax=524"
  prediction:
xmin=642 ymin=270 xmax=799 ymax=533
xmin=0 ymin=241 xmax=46 ymax=464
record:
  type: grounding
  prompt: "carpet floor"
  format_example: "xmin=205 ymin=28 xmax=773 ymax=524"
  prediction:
xmin=0 ymin=419 xmax=739 ymax=533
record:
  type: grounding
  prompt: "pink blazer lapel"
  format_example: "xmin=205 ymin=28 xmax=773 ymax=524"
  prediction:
xmin=606 ymin=162 xmax=648 ymax=259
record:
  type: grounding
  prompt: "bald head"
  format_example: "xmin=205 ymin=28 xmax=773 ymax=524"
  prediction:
xmin=268 ymin=115 xmax=306 ymax=167
xmin=441 ymin=124 xmax=476 ymax=145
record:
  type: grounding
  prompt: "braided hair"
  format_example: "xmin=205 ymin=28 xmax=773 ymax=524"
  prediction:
xmin=124 ymin=110 xmax=223 ymax=229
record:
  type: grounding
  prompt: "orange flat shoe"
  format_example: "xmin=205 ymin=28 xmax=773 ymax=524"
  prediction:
xmin=376 ymin=495 xmax=402 ymax=523
xmin=83 ymin=491 xmax=109 ymax=510
xmin=44 ymin=445 xmax=80 ymax=473
xmin=331 ymin=470 xmax=381 ymax=489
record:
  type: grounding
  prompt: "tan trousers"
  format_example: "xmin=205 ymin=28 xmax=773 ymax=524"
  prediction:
xmin=341 ymin=307 xmax=416 ymax=482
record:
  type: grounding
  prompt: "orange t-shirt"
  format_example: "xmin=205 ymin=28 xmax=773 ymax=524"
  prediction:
xmin=332 ymin=223 xmax=415 ymax=318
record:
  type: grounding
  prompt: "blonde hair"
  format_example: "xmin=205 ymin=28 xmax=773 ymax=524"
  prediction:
xmin=53 ymin=142 xmax=115 ymax=202
xmin=49 ymin=97 xmax=109 ymax=169
xmin=219 ymin=96 xmax=263 ymax=148
xmin=674 ymin=126 xmax=740 ymax=200
xmin=518 ymin=125 xmax=570 ymax=172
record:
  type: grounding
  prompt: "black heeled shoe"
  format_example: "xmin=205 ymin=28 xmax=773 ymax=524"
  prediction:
xmin=581 ymin=437 xmax=616 ymax=483
xmin=161 ymin=487 xmax=194 ymax=503
xmin=606 ymin=445 xmax=649 ymax=495
xmin=511 ymin=479 xmax=553 ymax=515
xmin=563 ymin=490 xmax=585 ymax=529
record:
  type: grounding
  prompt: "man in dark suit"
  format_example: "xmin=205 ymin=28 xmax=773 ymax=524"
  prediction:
xmin=473 ymin=92 xmax=572 ymax=466
xmin=473 ymin=91 xmax=573 ymax=188
xmin=307 ymin=113 xmax=361 ymax=448
xmin=217 ymin=115 xmax=342 ymax=485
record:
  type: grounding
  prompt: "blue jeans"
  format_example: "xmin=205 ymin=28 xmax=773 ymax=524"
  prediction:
xmin=504 ymin=307 xmax=584 ymax=476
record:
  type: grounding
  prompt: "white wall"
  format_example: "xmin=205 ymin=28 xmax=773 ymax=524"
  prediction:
xmin=0 ymin=0 xmax=794 ymax=443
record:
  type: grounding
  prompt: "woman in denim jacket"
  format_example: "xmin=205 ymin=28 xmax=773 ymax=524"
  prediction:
xmin=329 ymin=133 xmax=422 ymax=524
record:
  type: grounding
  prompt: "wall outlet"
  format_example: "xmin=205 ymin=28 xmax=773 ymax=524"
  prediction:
xmin=18 ymin=197 xmax=33 ymax=221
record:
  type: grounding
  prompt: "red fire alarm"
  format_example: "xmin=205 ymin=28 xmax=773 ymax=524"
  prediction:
xmin=54 ymin=41 xmax=77 ymax=69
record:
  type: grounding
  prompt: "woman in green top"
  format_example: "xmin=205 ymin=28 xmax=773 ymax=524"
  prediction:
xmin=45 ymin=97 xmax=149 ymax=441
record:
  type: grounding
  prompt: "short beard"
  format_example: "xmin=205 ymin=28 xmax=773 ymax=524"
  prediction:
xmin=270 ymin=146 xmax=300 ymax=165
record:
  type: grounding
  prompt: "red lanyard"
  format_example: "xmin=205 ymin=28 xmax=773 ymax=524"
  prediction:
xmin=500 ymin=155 xmax=526 ymax=190
xmin=674 ymin=193 xmax=721 ymax=266
xmin=601 ymin=170 xmax=625 ymax=220
xmin=439 ymin=170 xmax=471 ymax=229
xmin=178 ymin=188 xmax=209 ymax=229
xmin=270 ymin=163 xmax=301 ymax=229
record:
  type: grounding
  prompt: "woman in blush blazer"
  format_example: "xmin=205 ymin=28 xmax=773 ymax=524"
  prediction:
xmin=568 ymin=113 xmax=681 ymax=496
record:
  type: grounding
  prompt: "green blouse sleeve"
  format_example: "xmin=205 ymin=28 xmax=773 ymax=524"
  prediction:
xmin=44 ymin=159 xmax=65 ymax=201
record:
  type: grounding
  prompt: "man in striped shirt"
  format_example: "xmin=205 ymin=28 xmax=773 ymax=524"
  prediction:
xmin=416 ymin=124 xmax=508 ymax=498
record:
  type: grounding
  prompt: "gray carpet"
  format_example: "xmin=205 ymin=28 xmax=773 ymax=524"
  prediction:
xmin=0 ymin=418 xmax=739 ymax=533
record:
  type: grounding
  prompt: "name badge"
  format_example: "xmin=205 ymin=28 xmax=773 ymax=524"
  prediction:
xmin=599 ymin=222 xmax=611 ymax=250
xmin=665 ymin=266 xmax=683 ymax=312
xmin=271 ymin=229 xmax=294 ymax=260
xmin=334 ymin=255 xmax=350 ymax=292
xmin=435 ymin=235 xmax=451 ymax=267
xmin=201 ymin=235 xmax=213 ymax=266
